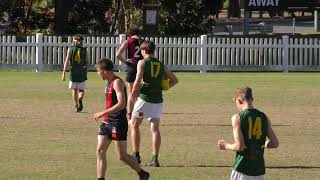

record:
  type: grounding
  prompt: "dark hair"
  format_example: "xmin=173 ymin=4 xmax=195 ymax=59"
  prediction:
xmin=96 ymin=58 xmax=113 ymax=71
xmin=129 ymin=27 xmax=142 ymax=36
xmin=140 ymin=40 xmax=155 ymax=54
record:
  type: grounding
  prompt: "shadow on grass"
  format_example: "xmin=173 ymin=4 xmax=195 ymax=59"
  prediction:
xmin=162 ymin=112 xmax=203 ymax=115
xmin=160 ymin=124 xmax=291 ymax=127
xmin=157 ymin=165 xmax=320 ymax=169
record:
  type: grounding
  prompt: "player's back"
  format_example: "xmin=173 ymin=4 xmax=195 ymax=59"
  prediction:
xmin=69 ymin=46 xmax=87 ymax=82
xmin=127 ymin=37 xmax=143 ymax=64
xmin=234 ymin=108 xmax=268 ymax=176
xmin=140 ymin=57 xmax=164 ymax=103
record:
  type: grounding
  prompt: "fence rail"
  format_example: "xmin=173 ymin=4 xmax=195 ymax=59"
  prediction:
xmin=1 ymin=33 xmax=320 ymax=72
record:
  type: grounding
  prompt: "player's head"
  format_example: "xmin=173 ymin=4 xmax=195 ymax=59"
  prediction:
xmin=233 ymin=86 xmax=253 ymax=110
xmin=129 ymin=27 xmax=142 ymax=36
xmin=140 ymin=40 xmax=155 ymax=57
xmin=96 ymin=58 xmax=114 ymax=80
xmin=72 ymin=34 xmax=84 ymax=47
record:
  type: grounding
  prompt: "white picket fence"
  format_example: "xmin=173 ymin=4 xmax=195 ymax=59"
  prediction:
xmin=1 ymin=33 xmax=320 ymax=72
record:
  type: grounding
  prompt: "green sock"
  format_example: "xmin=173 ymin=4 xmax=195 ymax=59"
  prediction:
xmin=151 ymin=154 xmax=158 ymax=161
xmin=133 ymin=151 xmax=140 ymax=157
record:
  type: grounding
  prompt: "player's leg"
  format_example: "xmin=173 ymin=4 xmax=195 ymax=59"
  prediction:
xmin=96 ymin=135 xmax=111 ymax=180
xmin=130 ymin=97 xmax=147 ymax=163
xmin=72 ymin=88 xmax=78 ymax=111
xmin=147 ymin=102 xmax=163 ymax=167
xmin=127 ymin=82 xmax=134 ymax=93
xmin=129 ymin=116 xmax=143 ymax=163
xmin=149 ymin=119 xmax=161 ymax=167
xmin=114 ymin=140 xmax=149 ymax=180
xmin=69 ymin=81 xmax=78 ymax=111
xmin=125 ymin=70 xmax=135 ymax=93
xmin=77 ymin=82 xmax=85 ymax=112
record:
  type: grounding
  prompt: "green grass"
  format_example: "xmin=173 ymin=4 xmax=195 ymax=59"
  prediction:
xmin=0 ymin=72 xmax=320 ymax=179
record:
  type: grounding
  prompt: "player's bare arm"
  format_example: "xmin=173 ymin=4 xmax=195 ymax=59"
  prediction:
xmin=94 ymin=79 xmax=126 ymax=121
xmin=131 ymin=60 xmax=144 ymax=101
xmin=116 ymin=40 xmax=129 ymax=64
xmin=265 ymin=117 xmax=279 ymax=148
xmin=164 ymin=65 xmax=178 ymax=88
xmin=62 ymin=48 xmax=70 ymax=81
xmin=218 ymin=114 xmax=246 ymax=151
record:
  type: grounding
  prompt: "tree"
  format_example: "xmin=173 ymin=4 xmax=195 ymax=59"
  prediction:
xmin=157 ymin=0 xmax=222 ymax=35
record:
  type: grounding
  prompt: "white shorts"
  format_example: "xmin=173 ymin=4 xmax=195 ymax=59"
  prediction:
xmin=69 ymin=81 xmax=86 ymax=90
xmin=230 ymin=170 xmax=265 ymax=180
xmin=132 ymin=97 xmax=163 ymax=120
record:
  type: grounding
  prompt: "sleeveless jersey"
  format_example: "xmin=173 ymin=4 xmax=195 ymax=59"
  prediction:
xmin=104 ymin=76 xmax=127 ymax=128
xmin=127 ymin=37 xmax=143 ymax=64
xmin=233 ymin=109 xmax=269 ymax=176
xmin=140 ymin=57 xmax=164 ymax=103
xmin=69 ymin=46 xmax=87 ymax=82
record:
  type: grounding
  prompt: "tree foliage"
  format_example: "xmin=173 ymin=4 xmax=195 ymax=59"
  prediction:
xmin=0 ymin=0 xmax=54 ymax=34
xmin=1 ymin=0 xmax=225 ymax=35
xmin=157 ymin=0 xmax=224 ymax=35
xmin=66 ymin=0 xmax=112 ymax=34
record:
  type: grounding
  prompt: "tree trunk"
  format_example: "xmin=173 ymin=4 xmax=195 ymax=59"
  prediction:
xmin=228 ymin=0 xmax=241 ymax=18
xmin=54 ymin=0 xmax=72 ymax=34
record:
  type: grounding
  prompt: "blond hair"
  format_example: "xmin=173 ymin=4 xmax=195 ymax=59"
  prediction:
xmin=233 ymin=86 xmax=253 ymax=102
xmin=72 ymin=34 xmax=84 ymax=47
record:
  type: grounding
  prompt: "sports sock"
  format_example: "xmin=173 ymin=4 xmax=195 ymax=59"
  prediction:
xmin=151 ymin=154 xmax=158 ymax=161
xmin=133 ymin=151 xmax=140 ymax=157
xmin=97 ymin=178 xmax=105 ymax=180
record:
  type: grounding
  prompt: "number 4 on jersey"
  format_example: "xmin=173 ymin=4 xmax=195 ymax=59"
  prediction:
xmin=150 ymin=62 xmax=160 ymax=78
xmin=248 ymin=116 xmax=262 ymax=140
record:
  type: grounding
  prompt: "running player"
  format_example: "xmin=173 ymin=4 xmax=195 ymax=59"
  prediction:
xmin=94 ymin=58 xmax=150 ymax=180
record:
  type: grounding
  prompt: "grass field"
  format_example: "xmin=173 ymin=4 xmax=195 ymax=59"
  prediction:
xmin=0 ymin=72 xmax=320 ymax=180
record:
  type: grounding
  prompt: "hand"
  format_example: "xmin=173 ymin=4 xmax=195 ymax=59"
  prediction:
xmin=125 ymin=59 xmax=136 ymax=68
xmin=125 ymin=59 xmax=133 ymax=64
xmin=61 ymin=72 xmax=66 ymax=81
xmin=94 ymin=111 xmax=105 ymax=121
xmin=264 ymin=139 xmax=269 ymax=148
xmin=126 ymin=112 xmax=132 ymax=121
xmin=218 ymin=140 xmax=226 ymax=150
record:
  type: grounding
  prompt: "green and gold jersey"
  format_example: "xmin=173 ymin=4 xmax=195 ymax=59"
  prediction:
xmin=233 ymin=109 xmax=268 ymax=176
xmin=140 ymin=57 xmax=164 ymax=103
xmin=69 ymin=46 xmax=87 ymax=82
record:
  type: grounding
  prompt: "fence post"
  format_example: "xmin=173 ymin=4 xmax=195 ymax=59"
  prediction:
xmin=200 ymin=35 xmax=208 ymax=73
xmin=36 ymin=33 xmax=43 ymax=72
xmin=118 ymin=34 xmax=126 ymax=72
xmin=282 ymin=35 xmax=289 ymax=73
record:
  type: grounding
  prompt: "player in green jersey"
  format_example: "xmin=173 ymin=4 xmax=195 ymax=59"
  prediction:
xmin=62 ymin=34 xmax=88 ymax=112
xmin=218 ymin=87 xmax=279 ymax=180
xmin=129 ymin=40 xmax=178 ymax=166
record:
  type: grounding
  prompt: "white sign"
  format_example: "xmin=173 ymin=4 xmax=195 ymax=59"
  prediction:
xmin=248 ymin=0 xmax=279 ymax=7
xmin=146 ymin=10 xmax=157 ymax=25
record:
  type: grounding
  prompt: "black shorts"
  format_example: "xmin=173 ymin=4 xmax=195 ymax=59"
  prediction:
xmin=125 ymin=63 xmax=137 ymax=83
xmin=98 ymin=122 xmax=127 ymax=141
